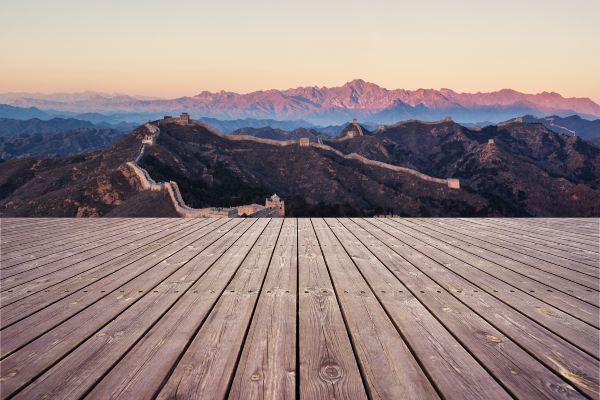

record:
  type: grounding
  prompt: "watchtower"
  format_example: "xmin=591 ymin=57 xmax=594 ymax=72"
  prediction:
xmin=179 ymin=112 xmax=190 ymax=125
xmin=299 ymin=138 xmax=310 ymax=147
xmin=265 ymin=194 xmax=285 ymax=217
xmin=447 ymin=179 xmax=460 ymax=189
xmin=142 ymin=135 xmax=155 ymax=145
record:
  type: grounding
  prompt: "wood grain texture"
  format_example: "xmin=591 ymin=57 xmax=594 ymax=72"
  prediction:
xmin=297 ymin=218 xmax=367 ymax=400
xmin=229 ymin=218 xmax=298 ymax=400
xmin=311 ymin=218 xmax=439 ymax=399
xmin=1 ymin=217 xmax=598 ymax=400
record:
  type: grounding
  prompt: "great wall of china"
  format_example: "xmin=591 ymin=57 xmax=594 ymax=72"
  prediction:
xmin=125 ymin=115 xmax=461 ymax=217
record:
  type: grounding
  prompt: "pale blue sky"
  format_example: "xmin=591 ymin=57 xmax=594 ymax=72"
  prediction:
xmin=1 ymin=0 xmax=599 ymax=101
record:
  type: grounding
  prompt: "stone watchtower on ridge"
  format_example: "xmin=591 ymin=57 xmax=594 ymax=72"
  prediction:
xmin=265 ymin=194 xmax=285 ymax=217
xmin=179 ymin=112 xmax=190 ymax=125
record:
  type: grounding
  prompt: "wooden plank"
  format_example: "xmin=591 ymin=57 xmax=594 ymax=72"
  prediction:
xmin=461 ymin=218 xmax=599 ymax=253
xmin=311 ymin=218 xmax=439 ymax=399
xmin=392 ymin=219 xmax=600 ymax=306
xmin=0 ymin=219 xmax=203 ymax=324
xmin=0 ymin=218 xmax=237 ymax=360
xmin=0 ymin=219 xmax=191 ymax=308
xmin=531 ymin=218 xmax=600 ymax=236
xmin=0 ymin=218 xmax=137 ymax=255
xmin=85 ymin=219 xmax=282 ymax=400
xmin=141 ymin=219 xmax=280 ymax=400
xmin=229 ymin=218 xmax=298 ymax=400
xmin=0 ymin=219 xmax=185 ymax=291
xmin=297 ymin=218 xmax=367 ymax=400
xmin=0 ymin=218 xmax=86 ymax=239
xmin=0 ymin=219 xmax=251 ymax=398
xmin=1 ymin=218 xmax=118 ymax=249
xmin=1 ymin=218 xmax=161 ymax=268
xmin=456 ymin=219 xmax=599 ymax=267
xmin=420 ymin=219 xmax=599 ymax=277
xmin=344 ymin=218 xmax=588 ymax=399
xmin=325 ymin=218 xmax=510 ymax=399
xmin=10 ymin=219 xmax=270 ymax=400
xmin=385 ymin=219 xmax=600 ymax=355
xmin=406 ymin=219 xmax=599 ymax=290
xmin=0 ymin=218 xmax=153 ymax=261
xmin=362 ymin=218 xmax=600 ymax=397
xmin=0 ymin=220 xmax=168 ymax=280
xmin=490 ymin=219 xmax=599 ymax=244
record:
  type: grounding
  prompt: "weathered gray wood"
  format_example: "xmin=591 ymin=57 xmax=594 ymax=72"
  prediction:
xmin=405 ymin=219 xmax=599 ymax=290
xmin=0 ymin=219 xmax=238 ymax=361
xmin=1 ymin=218 xmax=154 ymax=264
xmin=0 ymin=219 xmax=202 ymax=323
xmin=0 ymin=219 xmax=186 ymax=291
xmin=1 ymin=218 xmax=598 ymax=400
xmin=297 ymin=218 xmax=367 ymax=400
xmin=11 ymin=219 xmax=270 ymax=400
xmin=344 ymin=218 xmax=588 ymax=399
xmin=0 ymin=219 xmax=251 ymax=398
xmin=396 ymin=221 xmax=600 ymax=325
xmin=311 ymin=218 xmax=439 ymax=399
xmin=1 ymin=218 xmax=86 ymax=240
xmin=1 ymin=218 xmax=164 ymax=268
xmin=143 ymin=219 xmax=279 ymax=400
xmin=0 ymin=221 xmax=171 ymax=281
xmin=385 ymin=219 xmax=600 ymax=356
xmin=229 ymin=218 xmax=298 ymax=400
xmin=418 ymin=219 xmax=599 ymax=278
xmin=490 ymin=218 xmax=599 ymax=244
xmin=470 ymin=218 xmax=600 ymax=253
xmin=1 ymin=218 xmax=118 ymax=249
xmin=0 ymin=218 xmax=138 ymax=255
xmin=85 ymin=219 xmax=281 ymax=400
xmin=325 ymin=218 xmax=510 ymax=399
xmin=455 ymin=219 xmax=599 ymax=267
xmin=392 ymin=219 xmax=600 ymax=307
xmin=363 ymin=218 xmax=600 ymax=397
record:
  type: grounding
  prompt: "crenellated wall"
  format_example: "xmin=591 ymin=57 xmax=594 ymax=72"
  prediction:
xmin=125 ymin=119 xmax=461 ymax=218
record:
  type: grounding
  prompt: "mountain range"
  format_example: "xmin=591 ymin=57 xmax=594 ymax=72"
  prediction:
xmin=2 ymin=80 xmax=599 ymax=124
xmin=1 ymin=117 xmax=598 ymax=217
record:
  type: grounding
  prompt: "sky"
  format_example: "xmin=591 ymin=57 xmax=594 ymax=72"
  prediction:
xmin=1 ymin=0 xmax=599 ymax=102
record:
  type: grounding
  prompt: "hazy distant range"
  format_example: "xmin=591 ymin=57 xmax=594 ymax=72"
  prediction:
xmin=2 ymin=79 xmax=599 ymax=126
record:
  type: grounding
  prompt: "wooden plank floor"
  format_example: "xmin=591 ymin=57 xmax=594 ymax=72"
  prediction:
xmin=0 ymin=218 xmax=598 ymax=400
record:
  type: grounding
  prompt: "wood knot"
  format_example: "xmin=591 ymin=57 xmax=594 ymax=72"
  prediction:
xmin=485 ymin=334 xmax=502 ymax=343
xmin=0 ymin=371 xmax=17 ymax=382
xmin=536 ymin=306 xmax=556 ymax=316
xmin=320 ymin=363 xmax=342 ymax=383
xmin=250 ymin=373 xmax=261 ymax=381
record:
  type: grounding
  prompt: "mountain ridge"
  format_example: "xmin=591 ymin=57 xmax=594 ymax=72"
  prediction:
xmin=1 ymin=117 xmax=599 ymax=217
xmin=3 ymin=80 xmax=598 ymax=125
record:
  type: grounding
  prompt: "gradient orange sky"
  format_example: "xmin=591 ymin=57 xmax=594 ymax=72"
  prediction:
xmin=1 ymin=0 xmax=599 ymax=102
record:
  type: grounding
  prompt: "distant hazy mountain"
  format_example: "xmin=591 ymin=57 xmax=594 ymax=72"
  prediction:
xmin=0 ymin=104 xmax=51 ymax=120
xmin=0 ymin=118 xmax=128 ymax=159
xmin=2 ymin=80 xmax=598 ymax=124
xmin=232 ymin=126 xmax=321 ymax=141
xmin=0 ymin=117 xmax=96 ymax=136
xmin=197 ymin=117 xmax=316 ymax=133
xmin=520 ymin=115 xmax=600 ymax=144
